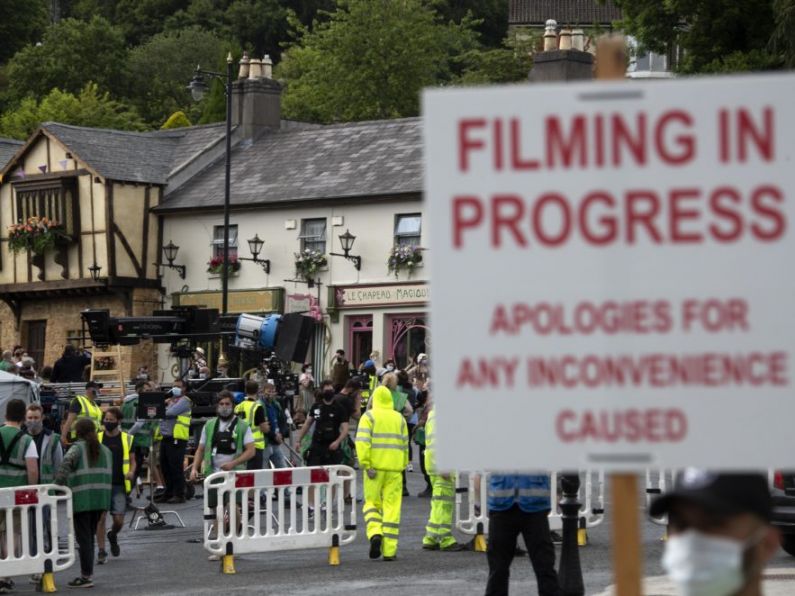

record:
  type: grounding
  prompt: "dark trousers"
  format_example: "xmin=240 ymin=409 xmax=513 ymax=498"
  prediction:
xmin=160 ymin=437 xmax=187 ymax=498
xmin=418 ymin=445 xmax=432 ymax=489
xmin=485 ymin=505 xmax=560 ymax=596
xmin=74 ymin=510 xmax=102 ymax=578
xmin=247 ymin=449 xmax=264 ymax=470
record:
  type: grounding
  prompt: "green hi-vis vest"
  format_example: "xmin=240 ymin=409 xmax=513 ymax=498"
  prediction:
xmin=66 ymin=441 xmax=112 ymax=513
xmin=121 ymin=397 xmax=153 ymax=449
xmin=70 ymin=396 xmax=103 ymax=439
xmin=0 ymin=425 xmax=33 ymax=488
xmin=38 ymin=432 xmax=61 ymax=484
xmin=173 ymin=398 xmax=193 ymax=441
xmin=98 ymin=431 xmax=134 ymax=494
xmin=235 ymin=399 xmax=266 ymax=450
xmin=202 ymin=417 xmax=247 ymax=477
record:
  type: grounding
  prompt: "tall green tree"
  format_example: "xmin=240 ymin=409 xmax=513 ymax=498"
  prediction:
xmin=0 ymin=83 xmax=145 ymax=140
xmin=276 ymin=0 xmax=479 ymax=122
xmin=6 ymin=16 xmax=128 ymax=102
xmin=612 ymin=0 xmax=781 ymax=73
xmin=771 ymin=0 xmax=795 ymax=67
xmin=0 ymin=0 xmax=50 ymax=63
xmin=432 ymin=0 xmax=508 ymax=48
xmin=126 ymin=27 xmax=227 ymax=125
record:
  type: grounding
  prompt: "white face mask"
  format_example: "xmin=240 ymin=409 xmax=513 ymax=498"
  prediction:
xmin=662 ymin=529 xmax=762 ymax=596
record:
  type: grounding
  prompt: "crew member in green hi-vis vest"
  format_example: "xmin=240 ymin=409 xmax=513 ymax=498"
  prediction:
xmin=56 ymin=418 xmax=112 ymax=590
xmin=0 ymin=398 xmax=39 ymax=593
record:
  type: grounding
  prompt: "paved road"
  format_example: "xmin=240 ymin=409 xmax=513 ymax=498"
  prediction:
xmin=10 ymin=461 xmax=795 ymax=595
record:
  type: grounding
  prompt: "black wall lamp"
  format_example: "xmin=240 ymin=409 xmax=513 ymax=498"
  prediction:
xmin=88 ymin=263 xmax=102 ymax=281
xmin=158 ymin=240 xmax=186 ymax=279
xmin=330 ymin=229 xmax=362 ymax=271
xmin=238 ymin=234 xmax=271 ymax=274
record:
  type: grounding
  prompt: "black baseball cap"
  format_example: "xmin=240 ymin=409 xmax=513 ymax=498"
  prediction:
xmin=85 ymin=380 xmax=103 ymax=389
xmin=650 ymin=469 xmax=772 ymax=521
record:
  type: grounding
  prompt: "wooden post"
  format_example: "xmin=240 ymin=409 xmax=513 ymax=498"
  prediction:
xmin=611 ymin=474 xmax=642 ymax=596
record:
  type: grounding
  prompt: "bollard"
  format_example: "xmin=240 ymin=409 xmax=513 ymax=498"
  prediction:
xmin=222 ymin=543 xmax=236 ymax=574
xmin=329 ymin=534 xmax=340 ymax=566
xmin=558 ymin=473 xmax=585 ymax=596
xmin=577 ymin=517 xmax=588 ymax=547
xmin=39 ymin=559 xmax=56 ymax=593
xmin=474 ymin=521 xmax=487 ymax=553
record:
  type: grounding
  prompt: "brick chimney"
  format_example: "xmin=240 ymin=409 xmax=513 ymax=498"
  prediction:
xmin=232 ymin=52 xmax=281 ymax=140
xmin=530 ymin=19 xmax=594 ymax=82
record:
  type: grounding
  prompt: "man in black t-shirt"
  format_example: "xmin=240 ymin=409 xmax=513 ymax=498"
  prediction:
xmin=296 ymin=379 xmax=348 ymax=467
xmin=294 ymin=380 xmax=348 ymax=516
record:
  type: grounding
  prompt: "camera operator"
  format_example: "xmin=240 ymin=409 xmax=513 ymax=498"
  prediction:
xmin=156 ymin=379 xmax=192 ymax=504
xmin=294 ymin=379 xmax=348 ymax=516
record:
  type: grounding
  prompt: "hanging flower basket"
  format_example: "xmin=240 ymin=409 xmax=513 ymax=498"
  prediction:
xmin=387 ymin=245 xmax=423 ymax=278
xmin=207 ymin=255 xmax=241 ymax=275
xmin=8 ymin=217 xmax=69 ymax=256
xmin=294 ymin=249 xmax=327 ymax=283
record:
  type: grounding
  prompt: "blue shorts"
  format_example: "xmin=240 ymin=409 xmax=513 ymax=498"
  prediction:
xmin=110 ymin=485 xmax=127 ymax=516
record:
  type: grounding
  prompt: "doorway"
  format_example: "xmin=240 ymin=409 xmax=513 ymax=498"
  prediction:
xmin=23 ymin=320 xmax=47 ymax=368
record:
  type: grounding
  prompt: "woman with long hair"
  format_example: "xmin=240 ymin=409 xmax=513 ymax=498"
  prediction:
xmin=56 ymin=418 xmax=112 ymax=589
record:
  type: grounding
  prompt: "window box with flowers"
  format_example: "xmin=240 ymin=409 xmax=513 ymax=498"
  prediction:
xmin=7 ymin=217 xmax=70 ymax=256
xmin=207 ymin=255 xmax=241 ymax=277
xmin=387 ymin=245 xmax=423 ymax=278
xmin=294 ymin=249 xmax=327 ymax=286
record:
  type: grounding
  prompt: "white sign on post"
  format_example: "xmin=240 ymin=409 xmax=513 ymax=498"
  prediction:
xmin=423 ymin=74 xmax=795 ymax=471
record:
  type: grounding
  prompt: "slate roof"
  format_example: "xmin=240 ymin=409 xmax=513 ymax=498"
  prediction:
xmin=0 ymin=137 xmax=23 ymax=171
xmin=510 ymin=0 xmax=622 ymax=26
xmin=157 ymin=117 xmax=422 ymax=212
xmin=26 ymin=122 xmax=228 ymax=185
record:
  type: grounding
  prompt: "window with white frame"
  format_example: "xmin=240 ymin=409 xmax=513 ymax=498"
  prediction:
xmin=212 ymin=224 xmax=238 ymax=259
xmin=394 ymin=213 xmax=421 ymax=246
xmin=299 ymin=218 xmax=326 ymax=253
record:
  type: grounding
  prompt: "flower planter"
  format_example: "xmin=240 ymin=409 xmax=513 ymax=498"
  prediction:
xmin=295 ymin=249 xmax=327 ymax=284
xmin=387 ymin=245 xmax=423 ymax=278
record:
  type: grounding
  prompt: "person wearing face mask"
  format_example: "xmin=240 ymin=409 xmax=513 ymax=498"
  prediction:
xmin=61 ymin=380 xmax=104 ymax=447
xmin=298 ymin=364 xmax=316 ymax=413
xmin=122 ymin=380 xmax=160 ymax=494
xmin=650 ymin=470 xmax=780 ymax=596
xmin=191 ymin=391 xmax=255 ymax=479
xmin=157 ymin=380 xmax=192 ymax=504
xmin=95 ymin=407 xmax=135 ymax=564
xmin=190 ymin=391 xmax=255 ymax=560
xmin=294 ymin=380 xmax=349 ymax=517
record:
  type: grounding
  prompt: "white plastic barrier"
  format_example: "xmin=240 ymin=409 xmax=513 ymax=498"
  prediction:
xmin=0 ymin=484 xmax=75 ymax=584
xmin=455 ymin=471 xmax=606 ymax=536
xmin=203 ymin=466 xmax=357 ymax=563
xmin=646 ymin=469 xmax=677 ymax=526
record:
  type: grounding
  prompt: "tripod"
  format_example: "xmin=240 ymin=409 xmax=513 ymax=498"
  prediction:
xmin=129 ymin=435 xmax=185 ymax=530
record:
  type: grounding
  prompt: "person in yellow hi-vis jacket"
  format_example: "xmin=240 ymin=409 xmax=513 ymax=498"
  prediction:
xmin=422 ymin=404 xmax=466 ymax=551
xmin=356 ymin=386 xmax=408 ymax=561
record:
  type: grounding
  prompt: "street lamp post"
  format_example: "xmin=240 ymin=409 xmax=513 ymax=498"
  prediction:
xmin=189 ymin=53 xmax=234 ymax=315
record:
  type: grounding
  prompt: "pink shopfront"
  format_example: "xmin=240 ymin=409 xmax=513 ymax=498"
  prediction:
xmin=329 ymin=281 xmax=430 ymax=369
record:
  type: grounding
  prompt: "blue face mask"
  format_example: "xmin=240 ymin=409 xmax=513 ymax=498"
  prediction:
xmin=171 ymin=387 xmax=182 ymax=397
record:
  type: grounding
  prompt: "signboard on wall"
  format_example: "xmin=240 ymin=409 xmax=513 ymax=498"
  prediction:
xmin=333 ymin=282 xmax=429 ymax=309
xmin=424 ymin=74 xmax=795 ymax=470
xmin=172 ymin=288 xmax=283 ymax=314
